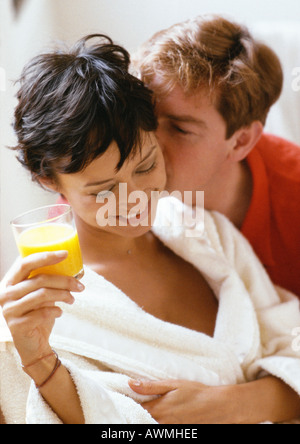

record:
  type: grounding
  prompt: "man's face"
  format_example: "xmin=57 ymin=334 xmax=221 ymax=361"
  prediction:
xmin=154 ymin=84 xmax=237 ymax=199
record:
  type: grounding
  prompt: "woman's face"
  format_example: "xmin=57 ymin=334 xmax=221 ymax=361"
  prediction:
xmin=52 ymin=132 xmax=167 ymax=238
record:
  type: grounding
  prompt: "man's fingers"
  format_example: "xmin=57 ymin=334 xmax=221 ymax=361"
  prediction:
xmin=129 ymin=379 xmax=179 ymax=396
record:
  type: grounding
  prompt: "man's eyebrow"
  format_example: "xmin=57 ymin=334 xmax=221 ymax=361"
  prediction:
xmin=84 ymin=145 xmax=157 ymax=188
xmin=165 ymin=114 xmax=208 ymax=128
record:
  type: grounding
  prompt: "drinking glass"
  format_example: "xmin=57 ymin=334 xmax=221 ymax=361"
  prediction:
xmin=11 ymin=204 xmax=84 ymax=279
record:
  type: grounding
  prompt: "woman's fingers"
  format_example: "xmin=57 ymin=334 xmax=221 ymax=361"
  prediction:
xmin=0 ymin=252 xmax=84 ymax=368
xmin=4 ymin=251 xmax=69 ymax=286
xmin=0 ymin=273 xmax=84 ymax=320
xmin=2 ymin=272 xmax=84 ymax=302
xmin=2 ymin=288 xmax=74 ymax=319
xmin=0 ymin=262 xmax=85 ymax=320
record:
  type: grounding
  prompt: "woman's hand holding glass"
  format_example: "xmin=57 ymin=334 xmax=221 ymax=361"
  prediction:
xmin=0 ymin=251 xmax=85 ymax=368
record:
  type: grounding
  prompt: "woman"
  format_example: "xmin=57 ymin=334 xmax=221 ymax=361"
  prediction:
xmin=0 ymin=35 xmax=300 ymax=424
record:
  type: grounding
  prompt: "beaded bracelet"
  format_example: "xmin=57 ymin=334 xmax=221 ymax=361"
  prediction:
xmin=35 ymin=351 xmax=62 ymax=390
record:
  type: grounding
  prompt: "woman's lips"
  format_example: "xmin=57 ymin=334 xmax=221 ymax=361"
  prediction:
xmin=116 ymin=198 xmax=152 ymax=224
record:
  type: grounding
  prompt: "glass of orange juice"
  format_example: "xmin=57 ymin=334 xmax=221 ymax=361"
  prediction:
xmin=11 ymin=204 xmax=84 ymax=279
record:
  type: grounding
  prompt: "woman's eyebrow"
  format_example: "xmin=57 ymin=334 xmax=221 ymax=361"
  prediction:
xmin=136 ymin=144 xmax=157 ymax=165
xmin=84 ymin=145 xmax=157 ymax=188
xmin=84 ymin=178 xmax=115 ymax=188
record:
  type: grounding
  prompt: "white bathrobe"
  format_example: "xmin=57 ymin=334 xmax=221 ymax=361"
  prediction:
xmin=0 ymin=198 xmax=300 ymax=424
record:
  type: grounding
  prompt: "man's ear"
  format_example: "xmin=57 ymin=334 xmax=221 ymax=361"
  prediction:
xmin=228 ymin=121 xmax=264 ymax=162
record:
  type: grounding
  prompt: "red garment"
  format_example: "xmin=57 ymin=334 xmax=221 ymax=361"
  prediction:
xmin=242 ymin=134 xmax=300 ymax=297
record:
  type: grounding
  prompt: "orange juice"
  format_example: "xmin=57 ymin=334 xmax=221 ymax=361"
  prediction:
xmin=17 ymin=223 xmax=83 ymax=278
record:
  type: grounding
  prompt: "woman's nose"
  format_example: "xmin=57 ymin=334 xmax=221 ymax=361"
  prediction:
xmin=118 ymin=182 xmax=149 ymax=208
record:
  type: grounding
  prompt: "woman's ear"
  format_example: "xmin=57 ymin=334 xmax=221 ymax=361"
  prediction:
xmin=37 ymin=177 xmax=60 ymax=193
xmin=228 ymin=121 xmax=264 ymax=162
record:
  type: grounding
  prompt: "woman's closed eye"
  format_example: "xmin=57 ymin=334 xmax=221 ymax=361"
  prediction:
xmin=88 ymin=152 xmax=158 ymax=198
xmin=90 ymin=186 xmax=115 ymax=198
xmin=136 ymin=161 xmax=157 ymax=175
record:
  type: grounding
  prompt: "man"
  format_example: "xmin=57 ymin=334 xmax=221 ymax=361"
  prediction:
xmin=134 ymin=15 xmax=300 ymax=297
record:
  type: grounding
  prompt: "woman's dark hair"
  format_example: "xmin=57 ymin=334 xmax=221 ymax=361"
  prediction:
xmin=12 ymin=34 xmax=157 ymax=183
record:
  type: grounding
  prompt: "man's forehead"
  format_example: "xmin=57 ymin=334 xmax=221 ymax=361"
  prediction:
xmin=156 ymin=82 xmax=214 ymax=108
xmin=156 ymin=87 xmax=216 ymax=123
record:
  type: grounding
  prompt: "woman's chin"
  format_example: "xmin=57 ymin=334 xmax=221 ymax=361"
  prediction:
xmin=100 ymin=196 xmax=159 ymax=238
